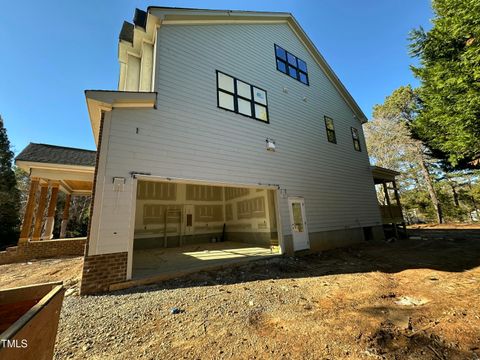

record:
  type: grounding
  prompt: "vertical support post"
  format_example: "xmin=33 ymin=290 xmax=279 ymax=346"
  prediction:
xmin=42 ymin=182 xmax=60 ymax=240
xmin=383 ymin=181 xmax=399 ymax=239
xmin=19 ymin=178 xmax=40 ymax=243
xmin=60 ymin=194 xmax=71 ymax=238
xmin=392 ymin=180 xmax=407 ymax=237
xmin=32 ymin=183 xmax=49 ymax=241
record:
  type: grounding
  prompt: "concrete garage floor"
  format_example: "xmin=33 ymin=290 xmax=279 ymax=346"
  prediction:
xmin=132 ymin=241 xmax=279 ymax=281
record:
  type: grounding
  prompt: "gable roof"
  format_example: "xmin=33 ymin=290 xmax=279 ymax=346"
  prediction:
xmin=146 ymin=6 xmax=368 ymax=123
xmin=15 ymin=143 xmax=96 ymax=167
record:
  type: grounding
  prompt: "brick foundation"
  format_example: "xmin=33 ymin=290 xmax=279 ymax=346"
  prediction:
xmin=80 ymin=252 xmax=128 ymax=295
xmin=0 ymin=238 xmax=86 ymax=265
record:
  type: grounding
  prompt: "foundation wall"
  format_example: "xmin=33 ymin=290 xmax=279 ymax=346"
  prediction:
xmin=283 ymin=225 xmax=385 ymax=256
xmin=80 ymin=252 xmax=128 ymax=294
xmin=0 ymin=239 xmax=86 ymax=265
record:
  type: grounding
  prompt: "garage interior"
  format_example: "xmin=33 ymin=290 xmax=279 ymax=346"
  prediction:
xmin=132 ymin=180 xmax=281 ymax=280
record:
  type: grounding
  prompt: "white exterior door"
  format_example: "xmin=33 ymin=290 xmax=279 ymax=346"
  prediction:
xmin=288 ymin=197 xmax=310 ymax=251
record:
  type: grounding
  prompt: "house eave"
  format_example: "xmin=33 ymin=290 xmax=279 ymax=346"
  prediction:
xmin=85 ymin=90 xmax=157 ymax=146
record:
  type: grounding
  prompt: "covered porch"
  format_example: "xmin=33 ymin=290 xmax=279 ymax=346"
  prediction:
xmin=15 ymin=143 xmax=95 ymax=242
xmin=371 ymin=166 xmax=407 ymax=239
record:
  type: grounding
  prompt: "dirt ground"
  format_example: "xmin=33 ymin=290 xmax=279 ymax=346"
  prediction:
xmin=1 ymin=225 xmax=479 ymax=359
xmin=0 ymin=256 xmax=83 ymax=290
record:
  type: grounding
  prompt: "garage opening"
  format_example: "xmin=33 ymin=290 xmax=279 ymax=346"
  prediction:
xmin=132 ymin=180 xmax=280 ymax=280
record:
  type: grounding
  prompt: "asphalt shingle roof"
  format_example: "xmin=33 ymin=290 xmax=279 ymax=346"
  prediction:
xmin=15 ymin=143 xmax=96 ymax=167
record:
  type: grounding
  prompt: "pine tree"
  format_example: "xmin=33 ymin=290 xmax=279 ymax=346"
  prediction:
xmin=0 ymin=115 xmax=20 ymax=247
xmin=409 ymin=0 xmax=480 ymax=167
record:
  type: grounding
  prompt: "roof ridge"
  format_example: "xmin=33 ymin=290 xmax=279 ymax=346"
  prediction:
xmin=31 ymin=143 xmax=96 ymax=153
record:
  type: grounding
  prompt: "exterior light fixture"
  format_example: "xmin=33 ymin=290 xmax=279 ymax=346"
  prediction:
xmin=266 ymin=138 xmax=276 ymax=151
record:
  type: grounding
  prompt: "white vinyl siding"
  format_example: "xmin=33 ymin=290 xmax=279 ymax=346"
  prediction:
xmin=91 ymin=22 xmax=381 ymax=255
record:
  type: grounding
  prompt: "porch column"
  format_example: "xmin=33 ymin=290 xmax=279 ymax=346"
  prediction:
xmin=42 ymin=182 xmax=60 ymax=240
xmin=19 ymin=177 xmax=40 ymax=243
xmin=60 ymin=194 xmax=71 ymax=238
xmin=392 ymin=180 xmax=407 ymax=235
xmin=383 ymin=181 xmax=399 ymax=239
xmin=32 ymin=183 xmax=49 ymax=241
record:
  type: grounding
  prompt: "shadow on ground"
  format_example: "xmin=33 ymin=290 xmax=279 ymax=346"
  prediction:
xmin=114 ymin=228 xmax=480 ymax=295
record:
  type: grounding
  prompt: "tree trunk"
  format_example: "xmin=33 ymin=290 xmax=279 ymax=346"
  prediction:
xmin=449 ymin=183 xmax=459 ymax=207
xmin=416 ymin=146 xmax=443 ymax=223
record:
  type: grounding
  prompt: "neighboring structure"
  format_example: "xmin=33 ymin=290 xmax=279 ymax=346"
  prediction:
xmin=79 ymin=6 xmax=387 ymax=294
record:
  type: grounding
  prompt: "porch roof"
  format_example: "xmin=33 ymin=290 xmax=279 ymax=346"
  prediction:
xmin=371 ymin=165 xmax=400 ymax=184
xmin=15 ymin=143 xmax=96 ymax=195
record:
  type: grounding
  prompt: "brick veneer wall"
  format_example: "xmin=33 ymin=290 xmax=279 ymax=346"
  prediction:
xmin=0 ymin=239 xmax=86 ymax=265
xmin=80 ymin=252 xmax=128 ymax=295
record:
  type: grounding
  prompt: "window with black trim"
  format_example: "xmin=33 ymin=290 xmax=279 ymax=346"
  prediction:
xmin=216 ymin=71 xmax=268 ymax=123
xmin=351 ymin=127 xmax=361 ymax=151
xmin=275 ymin=44 xmax=309 ymax=85
xmin=324 ymin=116 xmax=336 ymax=144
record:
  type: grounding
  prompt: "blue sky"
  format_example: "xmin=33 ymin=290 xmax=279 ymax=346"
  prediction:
xmin=0 ymin=0 xmax=432 ymax=154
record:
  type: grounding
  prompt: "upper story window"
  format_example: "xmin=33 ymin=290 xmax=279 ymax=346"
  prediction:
xmin=216 ymin=71 xmax=269 ymax=123
xmin=351 ymin=127 xmax=361 ymax=151
xmin=275 ymin=44 xmax=309 ymax=85
xmin=324 ymin=116 xmax=337 ymax=144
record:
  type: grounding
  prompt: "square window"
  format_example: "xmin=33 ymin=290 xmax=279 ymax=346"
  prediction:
xmin=288 ymin=66 xmax=298 ymax=79
xmin=218 ymin=72 xmax=234 ymax=93
xmin=276 ymin=59 xmax=287 ymax=73
xmin=351 ymin=127 xmax=359 ymax=139
xmin=238 ymin=98 xmax=252 ymax=116
xmin=299 ymin=72 xmax=308 ymax=84
xmin=297 ymin=59 xmax=307 ymax=73
xmin=287 ymin=53 xmax=297 ymax=66
xmin=327 ymin=130 xmax=336 ymax=143
xmin=253 ymin=87 xmax=267 ymax=105
xmin=275 ymin=45 xmax=287 ymax=61
xmin=325 ymin=117 xmax=334 ymax=130
xmin=237 ymin=80 xmax=251 ymax=99
xmin=218 ymin=91 xmax=234 ymax=111
xmin=254 ymin=104 xmax=268 ymax=122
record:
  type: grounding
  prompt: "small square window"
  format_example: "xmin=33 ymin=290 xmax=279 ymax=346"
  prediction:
xmin=288 ymin=66 xmax=298 ymax=79
xmin=237 ymin=80 xmax=251 ymax=99
xmin=275 ymin=45 xmax=287 ymax=61
xmin=238 ymin=98 xmax=252 ymax=116
xmin=297 ymin=59 xmax=307 ymax=73
xmin=218 ymin=91 xmax=235 ymax=111
xmin=254 ymin=104 xmax=268 ymax=122
xmin=352 ymin=127 xmax=359 ymax=139
xmin=253 ymin=87 xmax=267 ymax=105
xmin=287 ymin=53 xmax=297 ymax=66
xmin=299 ymin=72 xmax=308 ymax=85
xmin=276 ymin=59 xmax=287 ymax=73
xmin=217 ymin=72 xmax=234 ymax=93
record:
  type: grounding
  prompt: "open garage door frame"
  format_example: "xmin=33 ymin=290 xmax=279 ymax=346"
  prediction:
xmin=126 ymin=174 xmax=285 ymax=280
